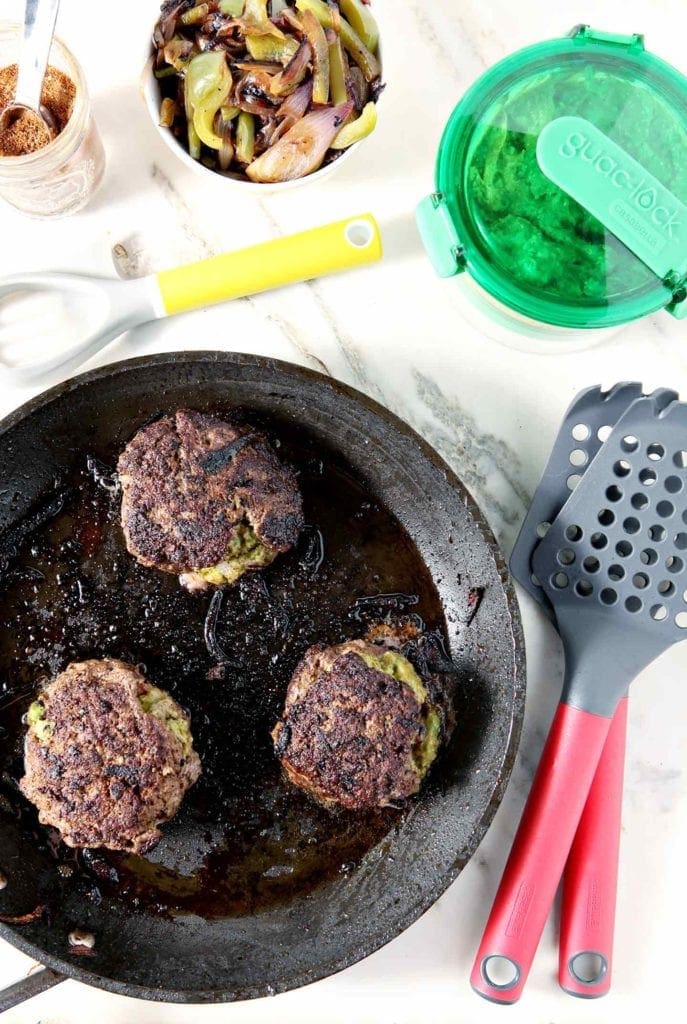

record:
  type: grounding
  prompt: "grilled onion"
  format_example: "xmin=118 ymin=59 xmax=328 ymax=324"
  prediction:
xmin=246 ymin=100 xmax=353 ymax=182
xmin=153 ymin=0 xmax=382 ymax=181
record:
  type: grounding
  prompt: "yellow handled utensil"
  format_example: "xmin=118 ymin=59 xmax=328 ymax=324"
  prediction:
xmin=0 ymin=214 xmax=382 ymax=383
xmin=158 ymin=214 xmax=381 ymax=315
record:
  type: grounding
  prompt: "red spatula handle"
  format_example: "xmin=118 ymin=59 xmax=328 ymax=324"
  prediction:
xmin=470 ymin=702 xmax=612 ymax=1003
xmin=559 ymin=696 xmax=629 ymax=997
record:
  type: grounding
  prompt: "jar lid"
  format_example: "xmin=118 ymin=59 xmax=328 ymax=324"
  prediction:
xmin=417 ymin=26 xmax=687 ymax=328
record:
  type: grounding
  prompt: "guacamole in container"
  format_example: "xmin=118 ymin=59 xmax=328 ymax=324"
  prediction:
xmin=417 ymin=26 xmax=687 ymax=349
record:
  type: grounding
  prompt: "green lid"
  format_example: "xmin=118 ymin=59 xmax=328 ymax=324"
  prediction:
xmin=417 ymin=26 xmax=687 ymax=328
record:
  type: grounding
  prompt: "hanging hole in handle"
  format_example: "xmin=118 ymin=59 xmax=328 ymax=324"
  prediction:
xmin=568 ymin=951 xmax=608 ymax=986
xmin=345 ymin=220 xmax=375 ymax=248
xmin=481 ymin=955 xmax=521 ymax=990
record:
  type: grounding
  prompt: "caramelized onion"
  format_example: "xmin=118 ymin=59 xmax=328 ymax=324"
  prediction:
xmin=276 ymin=80 xmax=313 ymax=120
xmin=153 ymin=0 xmax=382 ymax=181
xmin=269 ymin=39 xmax=312 ymax=97
xmin=233 ymin=59 xmax=284 ymax=74
xmin=154 ymin=1 xmax=194 ymax=46
xmin=235 ymin=70 xmax=280 ymax=115
xmin=246 ymin=100 xmax=353 ymax=182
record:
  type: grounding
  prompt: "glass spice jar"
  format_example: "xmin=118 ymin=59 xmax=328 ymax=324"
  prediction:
xmin=0 ymin=25 xmax=105 ymax=218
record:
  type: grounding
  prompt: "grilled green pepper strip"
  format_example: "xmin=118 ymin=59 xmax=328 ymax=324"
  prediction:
xmin=181 ymin=2 xmax=210 ymax=26
xmin=236 ymin=111 xmax=255 ymax=163
xmin=243 ymin=0 xmax=268 ymax=20
xmin=242 ymin=0 xmax=283 ymax=33
xmin=188 ymin=117 xmax=201 ymax=160
xmin=194 ymin=106 xmax=226 ymax=150
xmin=330 ymin=99 xmax=377 ymax=149
xmin=301 ymin=9 xmax=330 ymax=104
xmin=328 ymin=34 xmax=348 ymax=105
xmin=185 ymin=51 xmax=233 ymax=151
xmin=295 ymin=0 xmax=380 ymax=81
xmin=219 ymin=0 xmax=245 ymax=14
xmin=246 ymin=33 xmax=300 ymax=62
xmin=339 ymin=0 xmax=379 ymax=52
xmin=216 ymin=106 xmax=239 ymax=160
xmin=154 ymin=64 xmax=178 ymax=79
xmin=241 ymin=0 xmax=285 ymax=40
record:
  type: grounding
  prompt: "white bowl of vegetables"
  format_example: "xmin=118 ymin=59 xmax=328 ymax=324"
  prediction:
xmin=142 ymin=0 xmax=383 ymax=191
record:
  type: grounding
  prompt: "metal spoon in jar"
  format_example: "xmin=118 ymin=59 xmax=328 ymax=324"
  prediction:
xmin=0 ymin=0 xmax=61 ymax=151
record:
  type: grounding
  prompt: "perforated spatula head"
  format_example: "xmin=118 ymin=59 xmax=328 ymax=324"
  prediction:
xmin=533 ymin=392 xmax=687 ymax=711
xmin=510 ymin=384 xmax=678 ymax=619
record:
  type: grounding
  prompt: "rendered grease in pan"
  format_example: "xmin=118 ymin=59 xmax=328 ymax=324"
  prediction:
xmin=0 ymin=415 xmax=450 ymax=919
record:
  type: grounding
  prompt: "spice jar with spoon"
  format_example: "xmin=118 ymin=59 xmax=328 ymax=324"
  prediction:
xmin=0 ymin=0 xmax=105 ymax=217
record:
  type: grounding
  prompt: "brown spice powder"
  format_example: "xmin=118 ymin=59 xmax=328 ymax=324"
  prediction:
xmin=0 ymin=63 xmax=76 ymax=156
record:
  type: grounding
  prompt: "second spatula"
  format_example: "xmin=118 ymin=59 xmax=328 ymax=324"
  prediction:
xmin=472 ymin=390 xmax=687 ymax=1003
xmin=510 ymin=383 xmax=676 ymax=997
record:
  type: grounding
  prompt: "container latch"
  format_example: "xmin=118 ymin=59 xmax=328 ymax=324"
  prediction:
xmin=568 ymin=25 xmax=645 ymax=52
xmin=666 ymin=273 xmax=687 ymax=319
xmin=416 ymin=193 xmax=466 ymax=279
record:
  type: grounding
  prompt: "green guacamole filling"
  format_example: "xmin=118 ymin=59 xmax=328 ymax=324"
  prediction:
xmin=198 ymin=522 xmax=274 ymax=586
xmin=359 ymin=650 xmax=427 ymax=702
xmin=139 ymin=687 xmax=192 ymax=757
xmin=412 ymin=707 xmax=441 ymax=777
xmin=27 ymin=701 xmax=54 ymax=742
xmin=359 ymin=650 xmax=441 ymax=779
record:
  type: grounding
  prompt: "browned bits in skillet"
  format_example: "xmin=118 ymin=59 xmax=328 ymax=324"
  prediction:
xmin=117 ymin=409 xmax=303 ymax=590
xmin=0 ymin=904 xmax=47 ymax=925
xmin=19 ymin=660 xmax=201 ymax=854
xmin=272 ymin=627 xmax=444 ymax=811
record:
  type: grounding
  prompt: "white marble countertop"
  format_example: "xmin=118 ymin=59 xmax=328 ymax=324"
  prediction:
xmin=1 ymin=0 xmax=686 ymax=1021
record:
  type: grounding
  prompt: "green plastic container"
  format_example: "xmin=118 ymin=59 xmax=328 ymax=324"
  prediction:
xmin=417 ymin=26 xmax=687 ymax=341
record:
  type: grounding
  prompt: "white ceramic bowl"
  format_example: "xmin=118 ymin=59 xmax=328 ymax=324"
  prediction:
xmin=141 ymin=23 xmax=383 ymax=194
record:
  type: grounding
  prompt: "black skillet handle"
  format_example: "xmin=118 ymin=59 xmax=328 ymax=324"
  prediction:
xmin=0 ymin=967 xmax=66 ymax=1013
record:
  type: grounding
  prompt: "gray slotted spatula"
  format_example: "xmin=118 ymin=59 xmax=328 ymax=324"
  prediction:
xmin=472 ymin=391 xmax=687 ymax=1003
xmin=512 ymin=383 xmax=649 ymax=615
xmin=510 ymin=384 xmax=677 ymax=998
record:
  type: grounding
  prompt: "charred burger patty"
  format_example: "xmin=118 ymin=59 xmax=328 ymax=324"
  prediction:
xmin=19 ymin=659 xmax=201 ymax=853
xmin=272 ymin=632 xmax=444 ymax=811
xmin=117 ymin=409 xmax=303 ymax=590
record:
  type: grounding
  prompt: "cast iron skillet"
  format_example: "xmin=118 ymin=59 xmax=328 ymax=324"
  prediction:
xmin=0 ymin=352 xmax=525 ymax=1007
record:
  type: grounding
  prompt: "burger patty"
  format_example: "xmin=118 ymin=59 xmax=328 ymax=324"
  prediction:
xmin=117 ymin=409 xmax=303 ymax=589
xmin=19 ymin=659 xmax=201 ymax=854
xmin=272 ymin=629 xmax=445 ymax=811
